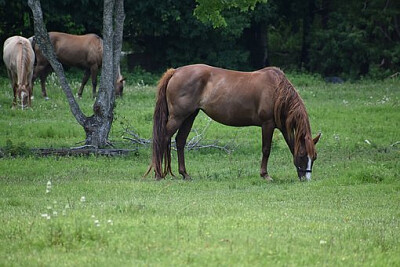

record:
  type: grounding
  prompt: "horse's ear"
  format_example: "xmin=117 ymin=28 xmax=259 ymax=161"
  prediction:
xmin=313 ymin=132 xmax=321 ymax=145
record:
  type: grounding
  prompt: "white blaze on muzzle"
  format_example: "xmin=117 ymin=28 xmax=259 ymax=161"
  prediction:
xmin=306 ymin=155 xmax=312 ymax=181
xmin=20 ymin=91 xmax=27 ymax=109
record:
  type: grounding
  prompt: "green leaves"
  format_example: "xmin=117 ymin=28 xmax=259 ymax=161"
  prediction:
xmin=194 ymin=0 xmax=266 ymax=27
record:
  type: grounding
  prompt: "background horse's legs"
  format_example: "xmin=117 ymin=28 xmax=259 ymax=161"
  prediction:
xmin=34 ymin=65 xmax=51 ymax=99
xmin=175 ymin=110 xmax=199 ymax=180
xmin=260 ymin=122 xmax=275 ymax=181
xmin=90 ymin=65 xmax=98 ymax=99
xmin=12 ymin=82 xmax=17 ymax=108
xmin=78 ymin=69 xmax=91 ymax=98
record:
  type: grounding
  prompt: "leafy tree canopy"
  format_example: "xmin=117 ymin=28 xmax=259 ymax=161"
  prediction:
xmin=194 ymin=0 xmax=267 ymax=27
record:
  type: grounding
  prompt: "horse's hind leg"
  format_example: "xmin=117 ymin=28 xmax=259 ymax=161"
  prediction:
xmin=78 ymin=69 xmax=91 ymax=98
xmin=260 ymin=122 xmax=275 ymax=181
xmin=90 ymin=66 xmax=98 ymax=98
xmin=153 ymin=116 xmax=185 ymax=179
xmin=175 ymin=110 xmax=199 ymax=180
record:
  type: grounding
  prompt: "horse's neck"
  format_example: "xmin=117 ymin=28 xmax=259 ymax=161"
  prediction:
xmin=284 ymin=111 xmax=312 ymax=156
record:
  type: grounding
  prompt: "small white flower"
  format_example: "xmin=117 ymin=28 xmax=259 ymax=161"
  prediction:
xmin=80 ymin=196 xmax=86 ymax=203
xmin=91 ymin=214 xmax=96 ymax=218
xmin=94 ymin=220 xmax=100 ymax=227
xmin=107 ymin=219 xmax=113 ymax=225
xmin=46 ymin=180 xmax=52 ymax=193
xmin=320 ymin=240 xmax=327 ymax=245
xmin=364 ymin=139 xmax=371 ymax=145
xmin=41 ymin=213 xmax=48 ymax=218
xmin=53 ymin=211 xmax=58 ymax=216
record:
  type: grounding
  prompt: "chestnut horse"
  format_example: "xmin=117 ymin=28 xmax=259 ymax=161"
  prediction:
xmin=31 ymin=32 xmax=125 ymax=99
xmin=3 ymin=36 xmax=35 ymax=109
xmin=147 ymin=64 xmax=321 ymax=181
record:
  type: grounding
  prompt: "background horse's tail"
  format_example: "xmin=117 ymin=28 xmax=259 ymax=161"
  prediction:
xmin=145 ymin=68 xmax=176 ymax=179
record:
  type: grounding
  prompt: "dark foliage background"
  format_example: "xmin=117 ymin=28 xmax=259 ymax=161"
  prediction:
xmin=1 ymin=0 xmax=399 ymax=79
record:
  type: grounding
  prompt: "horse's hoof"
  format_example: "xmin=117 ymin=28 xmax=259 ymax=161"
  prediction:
xmin=262 ymin=175 xmax=273 ymax=182
xmin=183 ymin=175 xmax=192 ymax=181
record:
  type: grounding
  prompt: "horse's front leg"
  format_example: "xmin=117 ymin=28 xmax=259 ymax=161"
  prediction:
xmin=260 ymin=122 xmax=275 ymax=181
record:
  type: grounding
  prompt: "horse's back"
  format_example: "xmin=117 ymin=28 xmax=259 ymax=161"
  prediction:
xmin=3 ymin=36 xmax=34 ymax=71
xmin=168 ymin=64 xmax=280 ymax=126
xmin=49 ymin=32 xmax=103 ymax=68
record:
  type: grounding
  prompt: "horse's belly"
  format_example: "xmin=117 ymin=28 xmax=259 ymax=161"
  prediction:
xmin=202 ymin=107 xmax=261 ymax=127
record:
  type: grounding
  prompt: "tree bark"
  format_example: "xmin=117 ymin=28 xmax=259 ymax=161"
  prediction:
xmin=28 ymin=0 xmax=125 ymax=148
xmin=299 ymin=0 xmax=315 ymax=69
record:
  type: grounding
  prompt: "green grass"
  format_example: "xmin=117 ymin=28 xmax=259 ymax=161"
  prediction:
xmin=0 ymin=73 xmax=399 ymax=266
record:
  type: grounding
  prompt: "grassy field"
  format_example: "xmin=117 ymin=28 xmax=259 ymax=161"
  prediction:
xmin=0 ymin=72 xmax=399 ymax=266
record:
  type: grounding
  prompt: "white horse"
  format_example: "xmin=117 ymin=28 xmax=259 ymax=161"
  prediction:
xmin=3 ymin=36 xmax=35 ymax=109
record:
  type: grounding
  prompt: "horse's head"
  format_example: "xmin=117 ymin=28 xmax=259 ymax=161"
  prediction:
xmin=16 ymin=84 xmax=30 ymax=109
xmin=294 ymin=133 xmax=321 ymax=181
xmin=115 ymin=75 xmax=126 ymax=97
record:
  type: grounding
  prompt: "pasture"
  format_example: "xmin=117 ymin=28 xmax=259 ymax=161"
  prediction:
xmin=0 ymin=72 xmax=399 ymax=266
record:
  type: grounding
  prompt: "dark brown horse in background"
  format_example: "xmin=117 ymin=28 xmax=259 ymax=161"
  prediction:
xmin=3 ymin=36 xmax=35 ymax=109
xmin=30 ymin=32 xmax=125 ymax=99
xmin=147 ymin=64 xmax=321 ymax=181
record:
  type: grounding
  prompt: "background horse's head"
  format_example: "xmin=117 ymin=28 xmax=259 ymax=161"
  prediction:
xmin=16 ymin=84 xmax=30 ymax=109
xmin=294 ymin=133 xmax=321 ymax=181
xmin=115 ymin=75 xmax=126 ymax=97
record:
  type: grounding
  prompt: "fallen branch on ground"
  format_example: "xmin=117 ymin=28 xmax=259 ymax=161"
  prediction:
xmin=122 ymin=118 xmax=235 ymax=153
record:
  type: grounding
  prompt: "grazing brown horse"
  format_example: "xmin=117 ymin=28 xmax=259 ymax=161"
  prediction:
xmin=31 ymin=32 xmax=125 ymax=99
xmin=147 ymin=64 xmax=321 ymax=181
xmin=3 ymin=36 xmax=35 ymax=109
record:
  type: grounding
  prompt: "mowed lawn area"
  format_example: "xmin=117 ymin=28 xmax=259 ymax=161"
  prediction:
xmin=0 ymin=73 xmax=399 ymax=266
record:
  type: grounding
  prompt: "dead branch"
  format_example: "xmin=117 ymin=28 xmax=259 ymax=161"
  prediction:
xmin=121 ymin=118 xmax=235 ymax=153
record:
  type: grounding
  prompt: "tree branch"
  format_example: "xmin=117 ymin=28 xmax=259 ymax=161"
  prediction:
xmin=27 ymin=0 xmax=87 ymax=127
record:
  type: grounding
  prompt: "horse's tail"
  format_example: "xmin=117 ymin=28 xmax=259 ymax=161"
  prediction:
xmin=144 ymin=68 xmax=176 ymax=179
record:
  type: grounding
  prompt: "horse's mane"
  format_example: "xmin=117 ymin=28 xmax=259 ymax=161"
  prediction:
xmin=17 ymin=40 xmax=33 ymax=87
xmin=273 ymin=69 xmax=315 ymax=157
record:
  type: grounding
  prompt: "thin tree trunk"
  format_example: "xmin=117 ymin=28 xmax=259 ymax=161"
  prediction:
xmin=87 ymin=0 xmax=125 ymax=147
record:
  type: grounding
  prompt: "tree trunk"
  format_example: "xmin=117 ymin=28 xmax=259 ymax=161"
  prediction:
xmin=86 ymin=0 xmax=125 ymax=147
xmin=28 ymin=0 xmax=125 ymax=148
xmin=247 ymin=21 xmax=269 ymax=69
xmin=299 ymin=0 xmax=315 ymax=69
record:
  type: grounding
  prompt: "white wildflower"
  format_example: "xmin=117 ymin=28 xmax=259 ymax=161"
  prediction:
xmin=107 ymin=219 xmax=113 ymax=226
xmin=80 ymin=196 xmax=86 ymax=203
xmin=320 ymin=240 xmax=327 ymax=245
xmin=46 ymin=180 xmax=52 ymax=193
xmin=364 ymin=139 xmax=371 ymax=145
xmin=94 ymin=220 xmax=100 ymax=227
